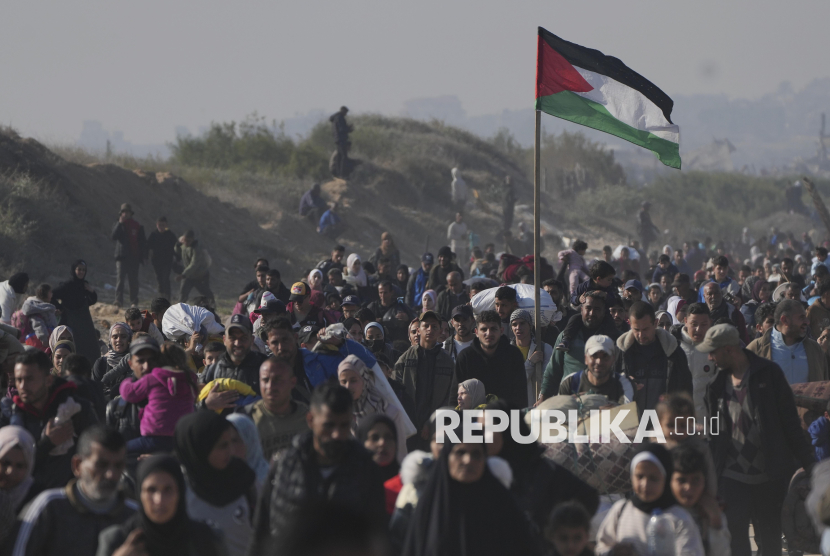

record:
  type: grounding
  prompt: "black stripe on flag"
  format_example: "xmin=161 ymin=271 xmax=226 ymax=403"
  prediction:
xmin=538 ymin=27 xmax=675 ymax=124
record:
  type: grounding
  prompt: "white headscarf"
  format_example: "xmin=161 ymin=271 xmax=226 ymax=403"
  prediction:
xmin=0 ymin=426 xmax=35 ymax=511
xmin=459 ymin=379 xmax=487 ymax=408
xmin=346 ymin=254 xmax=368 ymax=287
xmin=422 ymin=290 xmax=437 ymax=311
xmin=307 ymin=269 xmax=323 ymax=291
xmin=666 ymin=296 xmax=685 ymax=325
xmin=662 ymin=245 xmax=673 ymax=256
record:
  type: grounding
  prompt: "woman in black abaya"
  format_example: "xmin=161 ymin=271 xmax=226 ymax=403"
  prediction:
xmin=52 ymin=260 xmax=99 ymax=364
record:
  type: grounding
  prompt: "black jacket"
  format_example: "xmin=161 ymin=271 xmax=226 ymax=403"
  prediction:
xmin=105 ymin=396 xmax=141 ymax=443
xmin=455 ymin=336 xmax=528 ymax=408
xmin=436 ymin=288 xmax=470 ymax=321
xmin=11 ymin=480 xmax=137 ymax=556
xmin=110 ymin=220 xmax=146 ymax=262
xmin=248 ymin=432 xmax=386 ymax=555
xmin=146 ymin=228 xmax=178 ymax=267
xmin=200 ymin=350 xmax=268 ymax=395
xmin=427 ymin=263 xmax=464 ymax=292
xmin=96 ymin=519 xmax=225 ymax=556
xmin=705 ymin=350 xmax=815 ymax=481
xmin=67 ymin=375 xmax=107 ymax=421
xmin=0 ymin=378 xmax=99 ymax=490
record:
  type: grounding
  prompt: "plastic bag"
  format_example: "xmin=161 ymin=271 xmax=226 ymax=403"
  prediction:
xmin=470 ymin=283 xmax=561 ymax=325
xmin=49 ymin=396 xmax=81 ymax=455
xmin=162 ymin=303 xmax=225 ymax=340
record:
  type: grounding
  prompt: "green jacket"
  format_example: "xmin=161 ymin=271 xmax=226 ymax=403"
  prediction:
xmin=540 ymin=330 xmax=586 ymax=399
xmin=175 ymin=240 xmax=211 ymax=280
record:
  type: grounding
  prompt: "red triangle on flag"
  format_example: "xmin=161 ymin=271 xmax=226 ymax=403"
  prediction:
xmin=536 ymin=37 xmax=593 ymax=98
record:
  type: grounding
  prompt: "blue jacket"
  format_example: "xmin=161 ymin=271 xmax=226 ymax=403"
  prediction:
xmin=302 ymin=339 xmax=377 ymax=387
xmin=406 ymin=267 xmax=430 ymax=309
xmin=652 ymin=263 xmax=679 ymax=286
xmin=809 ymin=415 xmax=830 ymax=461
xmin=318 ymin=210 xmax=340 ymax=234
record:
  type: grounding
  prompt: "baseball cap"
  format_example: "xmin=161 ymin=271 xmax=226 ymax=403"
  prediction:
xmin=451 ymin=305 xmax=474 ymax=320
xmin=289 ymin=282 xmax=310 ymax=301
xmin=422 ymin=253 xmax=434 ymax=264
xmin=129 ymin=336 xmax=160 ymax=356
xmin=341 ymin=295 xmax=360 ymax=307
xmin=624 ymin=280 xmax=644 ymax=292
xmin=419 ymin=310 xmax=441 ymax=323
xmin=253 ymin=298 xmax=286 ymax=316
xmin=584 ymin=335 xmax=616 ymax=357
xmin=696 ymin=323 xmax=740 ymax=353
xmin=298 ymin=325 xmax=320 ymax=345
xmin=227 ymin=313 xmax=253 ymax=335
xmin=119 ymin=203 xmax=133 ymax=214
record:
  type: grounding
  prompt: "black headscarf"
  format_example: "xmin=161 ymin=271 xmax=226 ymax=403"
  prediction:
xmin=174 ymin=410 xmax=255 ymax=507
xmin=127 ymin=455 xmax=189 ymax=556
xmin=401 ymin=429 xmax=540 ymax=556
xmin=484 ymin=399 xmax=545 ymax=475
xmin=357 ymin=413 xmax=400 ymax=482
xmin=8 ymin=273 xmax=28 ymax=294
xmin=71 ymin=260 xmax=87 ymax=281
xmin=629 ymin=443 xmax=676 ymax=513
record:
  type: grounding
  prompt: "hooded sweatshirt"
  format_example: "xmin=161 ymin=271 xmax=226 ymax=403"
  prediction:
xmin=119 ymin=366 xmax=198 ymax=437
xmin=21 ymin=297 xmax=58 ymax=345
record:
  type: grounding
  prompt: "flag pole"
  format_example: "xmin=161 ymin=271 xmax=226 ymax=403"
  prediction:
xmin=533 ymin=109 xmax=543 ymax=400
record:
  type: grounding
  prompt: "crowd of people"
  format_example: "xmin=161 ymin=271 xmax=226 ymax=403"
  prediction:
xmin=1 ymin=191 xmax=830 ymax=556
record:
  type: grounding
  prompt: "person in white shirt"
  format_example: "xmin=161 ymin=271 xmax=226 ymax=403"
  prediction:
xmin=447 ymin=212 xmax=469 ymax=264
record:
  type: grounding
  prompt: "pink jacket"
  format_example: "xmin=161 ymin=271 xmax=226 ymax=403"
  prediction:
xmin=119 ymin=366 xmax=197 ymax=437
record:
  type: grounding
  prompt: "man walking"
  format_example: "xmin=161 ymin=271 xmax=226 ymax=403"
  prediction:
xmin=146 ymin=216 xmax=178 ymax=300
xmin=406 ymin=253 xmax=433 ymax=309
xmin=174 ymin=230 xmax=214 ymax=305
xmin=700 ymin=324 xmax=815 ymax=556
xmin=436 ymin=271 xmax=470 ymax=321
xmin=110 ymin=203 xmax=146 ymax=308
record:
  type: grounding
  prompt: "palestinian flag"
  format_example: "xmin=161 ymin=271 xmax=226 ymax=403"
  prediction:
xmin=536 ymin=27 xmax=681 ymax=169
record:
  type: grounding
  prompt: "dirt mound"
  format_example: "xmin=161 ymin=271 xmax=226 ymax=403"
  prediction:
xmin=0 ymin=127 xmax=290 ymax=306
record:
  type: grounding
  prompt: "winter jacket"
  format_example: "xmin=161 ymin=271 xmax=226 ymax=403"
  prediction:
xmin=248 ymin=432 xmax=386 ymax=555
xmin=406 ymin=267 xmax=430 ymax=309
xmin=808 ymin=298 xmax=830 ymax=341
xmin=809 ymin=416 xmax=830 ymax=461
xmin=393 ymin=344 xmax=458 ymax=431
xmin=145 ymin=228 xmax=178 ymax=267
xmin=110 ymin=219 xmax=146 ymax=261
xmin=0 ymin=378 xmax=99 ymax=490
xmin=175 ymin=240 xmax=211 ymax=280
xmin=96 ymin=520 xmax=225 ymax=556
xmin=286 ymin=302 xmax=332 ymax=331
xmin=427 ymin=263 xmax=464 ymax=293
xmin=436 ymin=288 xmax=470 ymax=321
xmin=747 ymin=327 xmax=829 ymax=383
xmin=365 ymin=301 xmax=414 ymax=344
xmin=455 ymin=336 xmax=528 ymax=409
xmin=200 ymin=351 xmax=268 ymax=395
xmin=94 ymin=355 xmax=133 ymax=400
xmin=705 ymin=350 xmax=815 ymax=480
xmin=0 ymin=280 xmax=20 ymax=326
xmin=12 ymin=480 xmax=137 ymax=556
xmin=302 ymin=339 xmax=377 ymax=387
xmin=21 ymin=297 xmax=58 ymax=346
xmin=540 ymin=329 xmax=589 ymax=399
xmin=119 ymin=366 xmax=197 ymax=436
xmin=105 ymin=396 xmax=141 ymax=443
xmin=673 ymin=326 xmax=720 ymax=422
xmin=613 ymin=327 xmax=693 ymax=412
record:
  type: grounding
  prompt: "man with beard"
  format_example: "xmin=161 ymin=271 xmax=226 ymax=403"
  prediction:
xmin=670 ymin=303 xmax=715 ymax=421
xmin=443 ymin=305 xmax=476 ymax=361
xmin=200 ymin=314 xmax=268 ymax=406
xmin=436 ymin=271 xmax=470 ymax=321
xmin=539 ymin=291 xmax=615 ymax=404
xmin=747 ymin=299 xmax=829 ymax=384
xmin=259 ymin=318 xmax=313 ymax=404
xmin=427 ymin=246 xmax=464 ymax=292
xmin=1 ymin=350 xmax=98 ymax=489
xmin=494 ymin=286 xmax=520 ymax=340
xmin=249 ymin=382 xmax=386 ymax=554
xmin=239 ymin=358 xmax=310 ymax=459
xmin=13 ymin=425 xmax=136 ymax=556
xmin=367 ymin=281 xmax=413 ymax=344
xmin=455 ymin=310 xmax=527 ymax=408
xmin=702 ymin=282 xmax=749 ymax=344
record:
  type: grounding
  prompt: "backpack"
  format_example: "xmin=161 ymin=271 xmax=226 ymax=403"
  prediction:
xmin=568 ymin=370 xmax=624 ymax=394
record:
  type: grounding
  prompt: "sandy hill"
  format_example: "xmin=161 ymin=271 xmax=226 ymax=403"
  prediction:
xmin=0 ymin=119 xmax=564 ymax=309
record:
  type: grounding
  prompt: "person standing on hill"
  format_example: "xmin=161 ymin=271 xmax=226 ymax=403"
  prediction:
xmin=110 ymin=203 xmax=146 ymax=308
xmin=330 ymin=106 xmax=354 ymax=178
xmin=146 ymin=216 xmax=178 ymax=300
xmin=637 ymin=201 xmax=660 ymax=253
xmin=447 ymin=212 xmax=469 ymax=265
xmin=450 ymin=167 xmax=467 ymax=212
xmin=502 ymin=176 xmax=516 ymax=233
xmin=52 ymin=261 xmax=99 ymax=363
xmin=174 ymin=230 xmax=214 ymax=305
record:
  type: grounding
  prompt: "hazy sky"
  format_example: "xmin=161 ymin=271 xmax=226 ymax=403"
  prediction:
xmin=2 ymin=0 xmax=829 ymax=145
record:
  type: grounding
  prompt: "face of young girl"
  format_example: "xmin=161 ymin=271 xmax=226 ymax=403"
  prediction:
xmin=632 ymin=461 xmax=664 ymax=503
xmin=671 ymin=470 xmax=705 ymax=508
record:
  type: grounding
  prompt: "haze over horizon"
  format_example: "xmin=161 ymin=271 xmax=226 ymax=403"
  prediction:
xmin=2 ymin=0 xmax=829 ymax=149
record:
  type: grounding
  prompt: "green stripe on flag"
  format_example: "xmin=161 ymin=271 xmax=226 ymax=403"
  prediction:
xmin=535 ymin=92 xmax=681 ymax=169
